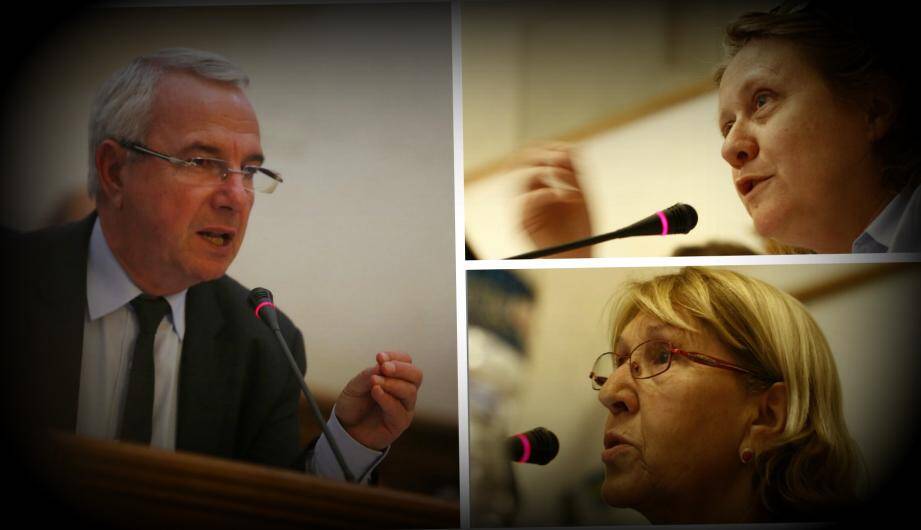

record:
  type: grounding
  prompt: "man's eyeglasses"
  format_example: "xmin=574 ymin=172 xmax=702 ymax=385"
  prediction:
xmin=120 ymin=140 xmax=283 ymax=194
xmin=589 ymin=339 xmax=760 ymax=390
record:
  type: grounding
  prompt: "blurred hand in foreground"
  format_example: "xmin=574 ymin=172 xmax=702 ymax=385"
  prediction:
xmin=512 ymin=142 xmax=593 ymax=258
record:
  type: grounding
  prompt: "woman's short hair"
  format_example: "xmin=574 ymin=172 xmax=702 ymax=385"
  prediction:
xmin=608 ymin=267 xmax=859 ymax=518
xmin=714 ymin=0 xmax=919 ymax=192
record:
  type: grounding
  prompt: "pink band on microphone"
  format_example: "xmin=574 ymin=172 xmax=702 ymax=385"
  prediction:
xmin=516 ymin=433 xmax=532 ymax=463
xmin=253 ymin=301 xmax=275 ymax=319
xmin=657 ymin=210 xmax=669 ymax=235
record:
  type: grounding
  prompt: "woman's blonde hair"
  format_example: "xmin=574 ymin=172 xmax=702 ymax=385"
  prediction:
xmin=609 ymin=267 xmax=860 ymax=518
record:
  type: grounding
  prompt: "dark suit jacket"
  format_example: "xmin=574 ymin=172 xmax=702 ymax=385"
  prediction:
xmin=6 ymin=214 xmax=308 ymax=470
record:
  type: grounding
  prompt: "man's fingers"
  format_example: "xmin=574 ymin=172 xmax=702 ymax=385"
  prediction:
xmin=371 ymin=374 xmax=418 ymax=411
xmin=370 ymin=384 xmax=413 ymax=428
xmin=341 ymin=365 xmax=379 ymax=396
xmin=378 ymin=360 xmax=423 ymax=386
xmin=376 ymin=351 xmax=413 ymax=364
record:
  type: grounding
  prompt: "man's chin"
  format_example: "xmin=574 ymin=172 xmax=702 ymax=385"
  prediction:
xmin=187 ymin=259 xmax=233 ymax=285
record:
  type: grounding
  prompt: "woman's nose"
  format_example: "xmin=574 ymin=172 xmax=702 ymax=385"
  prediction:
xmin=721 ymin=122 xmax=759 ymax=169
xmin=598 ymin=363 xmax=638 ymax=415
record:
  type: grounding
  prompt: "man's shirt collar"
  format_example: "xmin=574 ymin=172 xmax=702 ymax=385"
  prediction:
xmin=86 ymin=218 xmax=186 ymax=338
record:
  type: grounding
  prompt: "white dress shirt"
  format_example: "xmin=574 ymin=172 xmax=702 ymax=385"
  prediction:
xmin=77 ymin=218 xmax=384 ymax=481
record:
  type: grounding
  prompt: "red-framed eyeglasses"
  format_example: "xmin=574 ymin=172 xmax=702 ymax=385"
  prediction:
xmin=589 ymin=339 xmax=759 ymax=390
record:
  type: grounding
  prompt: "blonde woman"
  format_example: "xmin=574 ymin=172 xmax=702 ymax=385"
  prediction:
xmin=590 ymin=267 xmax=860 ymax=522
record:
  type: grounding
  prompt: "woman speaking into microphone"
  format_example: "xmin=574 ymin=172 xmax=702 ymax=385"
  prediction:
xmin=516 ymin=1 xmax=919 ymax=255
xmin=590 ymin=267 xmax=860 ymax=522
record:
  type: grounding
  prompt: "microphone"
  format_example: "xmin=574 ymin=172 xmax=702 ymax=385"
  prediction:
xmin=508 ymin=203 xmax=698 ymax=259
xmin=508 ymin=427 xmax=559 ymax=465
xmin=249 ymin=287 xmax=280 ymax=330
xmin=248 ymin=287 xmax=356 ymax=483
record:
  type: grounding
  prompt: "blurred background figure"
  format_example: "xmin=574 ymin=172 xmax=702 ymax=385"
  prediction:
xmin=44 ymin=187 xmax=94 ymax=227
xmin=671 ymin=240 xmax=757 ymax=256
xmin=467 ymin=270 xmax=535 ymax=526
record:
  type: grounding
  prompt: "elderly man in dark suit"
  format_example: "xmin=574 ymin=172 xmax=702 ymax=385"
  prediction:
xmin=8 ymin=48 xmax=422 ymax=481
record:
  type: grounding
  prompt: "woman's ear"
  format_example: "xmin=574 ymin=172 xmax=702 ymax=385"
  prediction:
xmin=745 ymin=382 xmax=788 ymax=453
xmin=864 ymin=79 xmax=899 ymax=143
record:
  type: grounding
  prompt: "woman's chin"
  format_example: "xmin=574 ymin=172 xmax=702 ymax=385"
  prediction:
xmin=752 ymin=212 xmax=821 ymax=251
xmin=749 ymin=206 xmax=804 ymax=249
xmin=749 ymin=206 xmax=782 ymax=238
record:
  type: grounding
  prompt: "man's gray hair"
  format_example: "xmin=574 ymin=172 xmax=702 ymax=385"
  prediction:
xmin=87 ymin=48 xmax=250 ymax=197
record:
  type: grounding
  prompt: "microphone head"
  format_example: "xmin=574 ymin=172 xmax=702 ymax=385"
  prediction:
xmin=661 ymin=203 xmax=698 ymax=235
xmin=248 ymin=287 xmax=275 ymax=310
xmin=248 ymin=288 xmax=279 ymax=329
xmin=508 ymin=427 xmax=559 ymax=465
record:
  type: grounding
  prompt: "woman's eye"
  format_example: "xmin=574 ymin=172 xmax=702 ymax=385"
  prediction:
xmin=653 ymin=349 xmax=670 ymax=365
xmin=643 ymin=343 xmax=671 ymax=366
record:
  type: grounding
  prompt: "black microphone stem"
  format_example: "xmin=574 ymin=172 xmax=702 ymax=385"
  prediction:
xmin=508 ymin=227 xmax=631 ymax=259
xmin=507 ymin=203 xmax=697 ymax=259
xmin=272 ymin=328 xmax=356 ymax=483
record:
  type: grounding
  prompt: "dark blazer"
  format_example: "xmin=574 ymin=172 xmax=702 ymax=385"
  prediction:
xmin=6 ymin=214 xmax=308 ymax=470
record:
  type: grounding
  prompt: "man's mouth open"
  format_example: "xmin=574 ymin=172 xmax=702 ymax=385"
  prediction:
xmin=198 ymin=230 xmax=233 ymax=247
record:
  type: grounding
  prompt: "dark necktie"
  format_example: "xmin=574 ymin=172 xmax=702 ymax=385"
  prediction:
xmin=121 ymin=295 xmax=171 ymax=444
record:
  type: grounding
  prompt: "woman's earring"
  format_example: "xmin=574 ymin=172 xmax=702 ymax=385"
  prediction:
xmin=740 ymin=448 xmax=755 ymax=464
